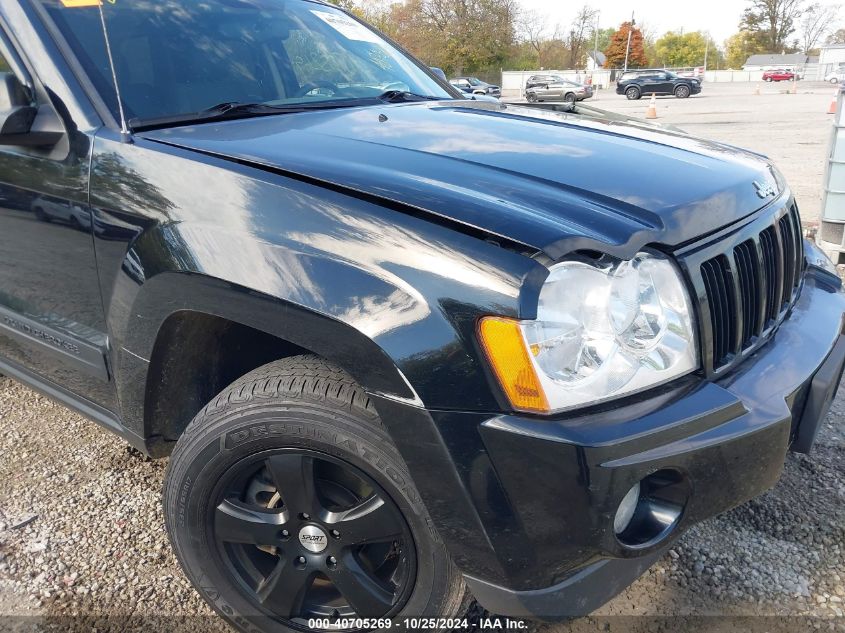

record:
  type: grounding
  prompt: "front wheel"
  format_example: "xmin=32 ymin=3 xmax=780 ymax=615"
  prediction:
xmin=564 ymin=92 xmax=577 ymax=104
xmin=164 ymin=356 xmax=466 ymax=632
xmin=526 ymin=92 xmax=538 ymax=103
xmin=832 ymin=78 xmax=840 ymax=84
xmin=626 ymin=87 xmax=641 ymax=100
xmin=674 ymin=85 xmax=691 ymax=99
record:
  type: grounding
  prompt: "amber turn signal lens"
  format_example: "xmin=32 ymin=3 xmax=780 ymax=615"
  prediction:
xmin=478 ymin=317 xmax=550 ymax=414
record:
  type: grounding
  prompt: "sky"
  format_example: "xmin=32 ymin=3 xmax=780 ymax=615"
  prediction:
xmin=516 ymin=0 xmax=843 ymax=45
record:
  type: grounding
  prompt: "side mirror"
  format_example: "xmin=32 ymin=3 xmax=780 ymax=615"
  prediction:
xmin=0 ymin=73 xmax=62 ymax=148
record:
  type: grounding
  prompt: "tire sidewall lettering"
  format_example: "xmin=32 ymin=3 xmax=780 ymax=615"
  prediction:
xmin=198 ymin=572 xmax=265 ymax=633
xmin=165 ymin=359 xmax=461 ymax=632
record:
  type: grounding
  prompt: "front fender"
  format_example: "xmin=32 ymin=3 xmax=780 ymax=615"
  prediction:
xmin=92 ymin=133 xmax=546 ymax=432
xmin=90 ymin=132 xmax=548 ymax=580
xmin=92 ymin=136 xmax=547 ymax=440
xmin=111 ymin=267 xmax=422 ymax=435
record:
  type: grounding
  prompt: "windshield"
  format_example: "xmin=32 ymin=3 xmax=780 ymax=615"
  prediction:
xmin=467 ymin=78 xmax=483 ymax=86
xmin=36 ymin=0 xmax=453 ymax=123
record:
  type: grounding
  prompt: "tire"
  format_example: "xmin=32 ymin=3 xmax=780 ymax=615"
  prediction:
xmin=33 ymin=207 xmax=49 ymax=222
xmin=526 ymin=92 xmax=538 ymax=103
xmin=564 ymin=92 xmax=576 ymax=104
xmin=674 ymin=85 xmax=691 ymax=99
xmin=765 ymin=77 xmax=773 ymax=82
xmin=164 ymin=356 xmax=466 ymax=633
xmin=625 ymin=86 xmax=641 ymax=100
xmin=832 ymin=78 xmax=840 ymax=84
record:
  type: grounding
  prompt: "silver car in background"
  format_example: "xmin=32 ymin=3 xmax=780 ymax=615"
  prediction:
xmin=525 ymin=78 xmax=593 ymax=103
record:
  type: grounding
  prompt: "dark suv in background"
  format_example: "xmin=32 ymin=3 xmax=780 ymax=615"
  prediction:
xmin=617 ymin=69 xmax=702 ymax=100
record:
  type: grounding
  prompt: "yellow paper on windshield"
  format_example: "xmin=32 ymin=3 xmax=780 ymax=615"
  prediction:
xmin=61 ymin=0 xmax=101 ymax=6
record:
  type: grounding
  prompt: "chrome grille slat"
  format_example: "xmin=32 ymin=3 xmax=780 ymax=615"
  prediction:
xmin=733 ymin=240 xmax=759 ymax=346
xmin=701 ymin=256 xmax=736 ymax=366
xmin=778 ymin=214 xmax=796 ymax=310
xmin=759 ymin=226 xmax=779 ymax=324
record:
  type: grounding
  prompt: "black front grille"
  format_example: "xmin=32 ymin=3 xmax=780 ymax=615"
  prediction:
xmin=698 ymin=204 xmax=804 ymax=371
xmin=700 ymin=255 xmax=736 ymax=365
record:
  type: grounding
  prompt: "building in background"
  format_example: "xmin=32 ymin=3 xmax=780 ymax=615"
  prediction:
xmin=821 ymin=45 xmax=845 ymax=70
xmin=586 ymin=50 xmax=607 ymax=72
xmin=742 ymin=53 xmax=814 ymax=72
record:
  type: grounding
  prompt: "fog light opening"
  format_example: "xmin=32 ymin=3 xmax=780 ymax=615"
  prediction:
xmin=613 ymin=482 xmax=641 ymax=535
xmin=615 ymin=469 xmax=689 ymax=549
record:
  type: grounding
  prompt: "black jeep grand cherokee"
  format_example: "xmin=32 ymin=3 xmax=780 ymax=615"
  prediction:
xmin=1 ymin=0 xmax=843 ymax=630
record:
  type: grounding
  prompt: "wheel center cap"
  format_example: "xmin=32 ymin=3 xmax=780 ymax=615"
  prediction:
xmin=298 ymin=525 xmax=328 ymax=553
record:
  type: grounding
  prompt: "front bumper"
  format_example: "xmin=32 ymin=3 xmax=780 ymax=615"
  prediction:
xmin=371 ymin=264 xmax=844 ymax=620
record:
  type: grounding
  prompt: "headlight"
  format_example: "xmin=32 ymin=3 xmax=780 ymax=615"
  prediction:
xmin=480 ymin=252 xmax=698 ymax=414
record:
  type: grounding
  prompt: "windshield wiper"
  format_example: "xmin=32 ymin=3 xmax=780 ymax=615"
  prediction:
xmin=129 ymin=100 xmax=367 ymax=132
xmin=201 ymin=101 xmax=282 ymax=115
xmin=131 ymin=93 xmax=446 ymax=132
xmin=377 ymin=90 xmax=444 ymax=103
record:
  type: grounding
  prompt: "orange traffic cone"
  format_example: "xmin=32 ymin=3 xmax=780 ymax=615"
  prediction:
xmin=646 ymin=94 xmax=657 ymax=119
xmin=829 ymin=90 xmax=838 ymax=115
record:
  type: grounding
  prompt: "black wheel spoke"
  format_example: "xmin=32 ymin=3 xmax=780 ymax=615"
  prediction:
xmin=215 ymin=499 xmax=286 ymax=546
xmin=257 ymin=559 xmax=316 ymax=617
xmin=331 ymin=552 xmax=395 ymax=616
xmin=323 ymin=495 xmax=402 ymax=545
xmin=212 ymin=448 xmax=415 ymax=623
xmin=266 ymin=454 xmax=321 ymax=516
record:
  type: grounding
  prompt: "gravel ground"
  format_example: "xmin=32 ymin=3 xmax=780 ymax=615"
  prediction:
xmin=1 ymin=374 xmax=844 ymax=632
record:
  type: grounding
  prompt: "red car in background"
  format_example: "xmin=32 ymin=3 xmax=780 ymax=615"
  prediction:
xmin=763 ymin=69 xmax=799 ymax=82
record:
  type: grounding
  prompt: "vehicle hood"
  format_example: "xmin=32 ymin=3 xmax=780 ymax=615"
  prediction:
xmin=140 ymin=101 xmax=782 ymax=260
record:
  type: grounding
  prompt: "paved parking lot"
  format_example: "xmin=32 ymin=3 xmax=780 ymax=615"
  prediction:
xmin=1 ymin=81 xmax=844 ymax=632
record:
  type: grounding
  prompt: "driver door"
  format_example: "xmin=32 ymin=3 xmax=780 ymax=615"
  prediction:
xmin=0 ymin=28 xmax=115 ymax=409
xmin=651 ymin=72 xmax=673 ymax=95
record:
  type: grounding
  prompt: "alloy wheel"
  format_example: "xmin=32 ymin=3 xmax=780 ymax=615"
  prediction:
xmin=210 ymin=449 xmax=416 ymax=628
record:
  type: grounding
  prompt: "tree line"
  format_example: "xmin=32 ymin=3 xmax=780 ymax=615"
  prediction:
xmin=328 ymin=0 xmax=842 ymax=78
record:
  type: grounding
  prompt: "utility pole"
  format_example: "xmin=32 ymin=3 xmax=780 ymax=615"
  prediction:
xmin=704 ymin=36 xmax=710 ymax=73
xmin=623 ymin=11 xmax=635 ymax=73
xmin=594 ymin=10 xmax=601 ymax=62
